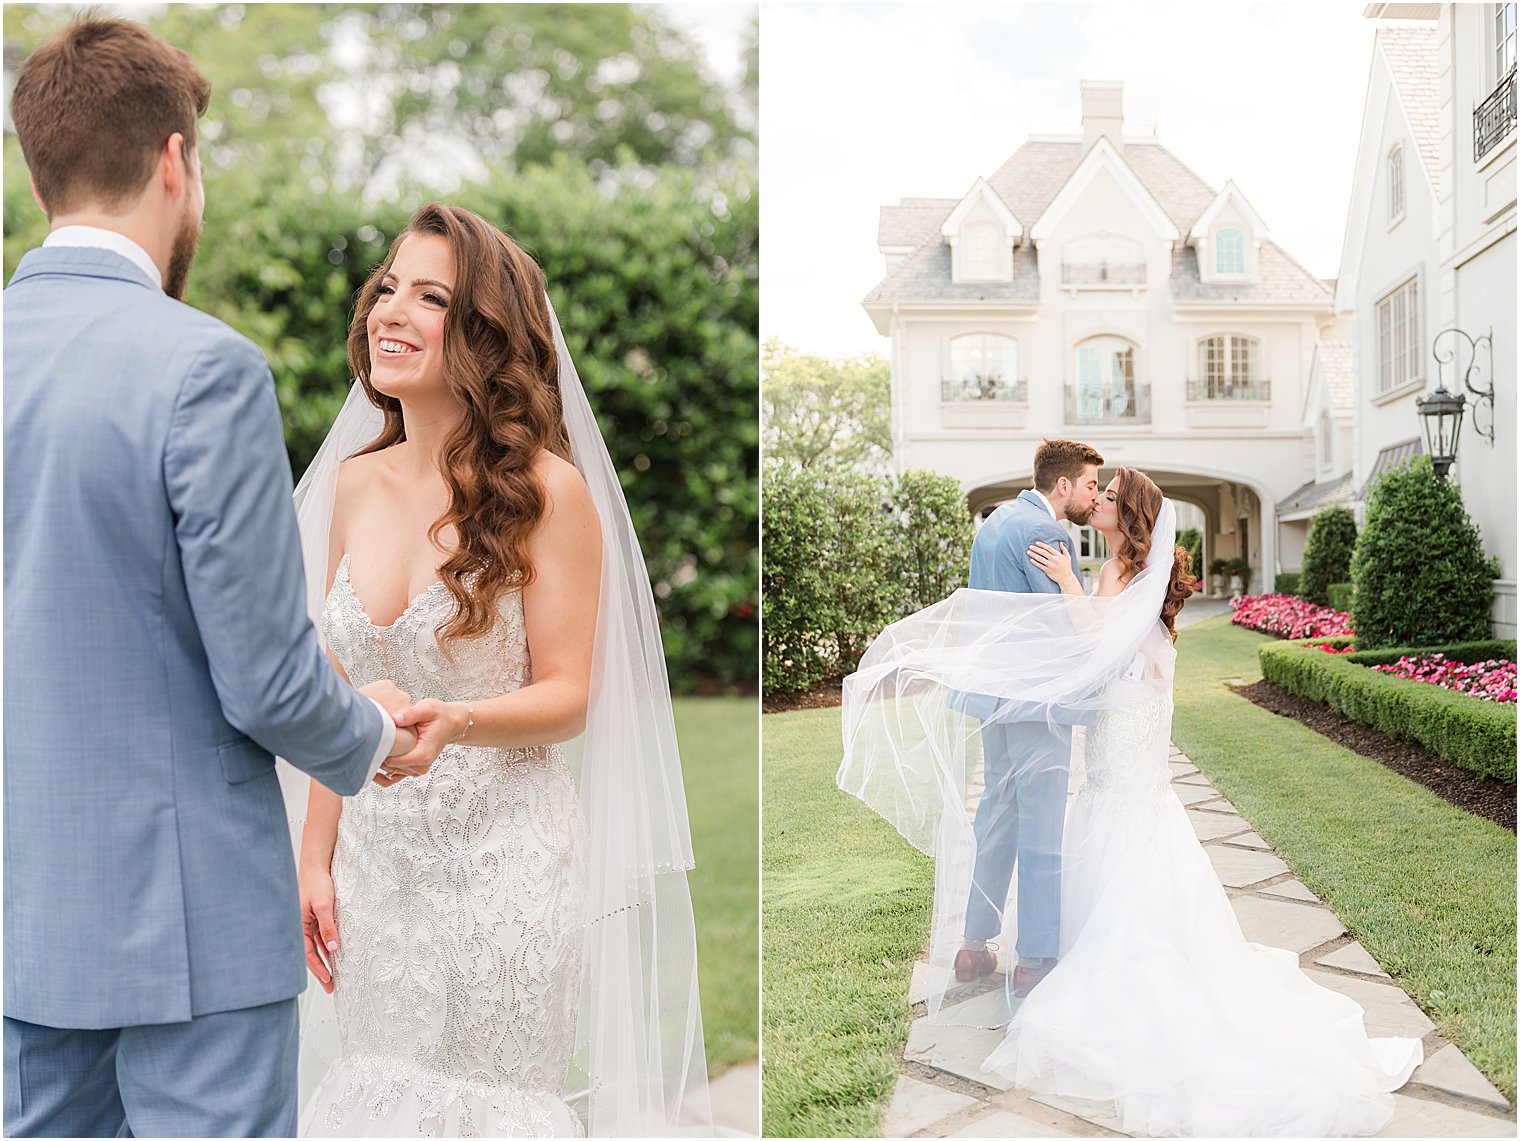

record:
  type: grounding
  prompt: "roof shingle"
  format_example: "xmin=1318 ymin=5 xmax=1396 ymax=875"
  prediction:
xmin=1379 ymin=27 xmax=1440 ymax=193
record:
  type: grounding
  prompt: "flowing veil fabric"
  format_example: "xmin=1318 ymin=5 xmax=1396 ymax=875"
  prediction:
xmin=277 ymin=295 xmax=711 ymax=1136
xmin=837 ymin=500 xmax=1176 ymax=1026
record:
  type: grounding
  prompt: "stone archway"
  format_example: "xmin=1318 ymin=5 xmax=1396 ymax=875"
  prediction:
xmin=964 ymin=464 xmax=1278 ymax=596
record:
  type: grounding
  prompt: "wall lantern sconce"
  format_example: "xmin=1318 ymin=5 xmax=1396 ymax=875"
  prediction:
xmin=1417 ymin=328 xmax=1495 ymax=478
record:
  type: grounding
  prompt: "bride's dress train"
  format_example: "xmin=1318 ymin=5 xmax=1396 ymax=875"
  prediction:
xmin=983 ymin=674 xmax=1423 ymax=1137
xmin=300 ymin=555 xmax=586 ymax=1137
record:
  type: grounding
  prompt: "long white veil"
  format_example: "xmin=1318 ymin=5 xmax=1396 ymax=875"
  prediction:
xmin=837 ymin=499 xmax=1177 ymax=1026
xmin=277 ymin=295 xmax=711 ymax=1136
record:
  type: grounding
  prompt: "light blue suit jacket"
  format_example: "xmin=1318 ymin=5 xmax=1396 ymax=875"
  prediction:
xmin=957 ymin=489 xmax=1084 ymax=723
xmin=4 ymin=247 xmax=383 ymax=1030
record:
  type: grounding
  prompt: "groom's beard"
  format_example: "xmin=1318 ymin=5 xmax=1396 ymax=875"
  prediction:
xmin=1065 ymin=501 xmax=1094 ymax=526
xmin=165 ymin=211 xmax=201 ymax=301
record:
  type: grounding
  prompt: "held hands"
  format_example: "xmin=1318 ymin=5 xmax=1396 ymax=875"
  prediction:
xmin=386 ymin=700 xmax=472 ymax=774
xmin=1028 ymin=540 xmax=1079 ymax=590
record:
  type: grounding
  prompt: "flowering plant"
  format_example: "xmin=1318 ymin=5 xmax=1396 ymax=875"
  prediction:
xmin=1307 ymin=641 xmax=1355 ymax=654
xmin=1230 ymin=593 xmax=1356 ymax=640
xmin=1370 ymin=653 xmax=1518 ymax=704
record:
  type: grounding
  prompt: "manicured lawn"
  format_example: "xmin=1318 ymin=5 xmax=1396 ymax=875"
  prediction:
xmin=1174 ymin=615 xmax=1517 ymax=1101
xmin=676 ymin=696 xmax=760 ymax=1073
xmin=761 ymin=706 xmax=933 ymax=1137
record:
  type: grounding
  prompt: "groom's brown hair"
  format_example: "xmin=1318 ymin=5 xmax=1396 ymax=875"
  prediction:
xmin=11 ymin=17 xmax=210 ymax=216
xmin=1032 ymin=438 xmax=1104 ymax=492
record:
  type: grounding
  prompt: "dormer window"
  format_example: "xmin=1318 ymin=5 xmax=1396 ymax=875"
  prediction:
xmin=1387 ymin=144 xmax=1405 ymax=224
xmin=1215 ymin=228 xmax=1245 ymax=275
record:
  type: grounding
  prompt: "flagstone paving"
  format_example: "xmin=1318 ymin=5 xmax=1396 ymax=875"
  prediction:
xmin=883 ymin=745 xmax=1515 ymax=1138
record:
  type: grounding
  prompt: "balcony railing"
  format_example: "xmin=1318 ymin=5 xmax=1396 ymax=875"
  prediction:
xmin=1064 ymin=383 xmax=1151 ymax=425
xmin=1061 ymin=261 xmax=1147 ymax=287
xmin=1186 ymin=377 xmax=1272 ymax=401
xmin=1475 ymin=65 xmax=1517 ymax=162
xmin=941 ymin=376 xmax=1028 ymax=402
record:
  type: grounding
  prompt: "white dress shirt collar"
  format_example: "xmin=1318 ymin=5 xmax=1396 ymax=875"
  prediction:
xmin=1029 ymin=488 xmax=1060 ymax=522
xmin=43 ymin=225 xmax=163 ymax=289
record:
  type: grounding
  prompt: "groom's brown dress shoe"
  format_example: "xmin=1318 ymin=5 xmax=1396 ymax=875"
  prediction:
xmin=1011 ymin=958 xmax=1056 ymax=998
xmin=953 ymin=946 xmax=997 ymax=982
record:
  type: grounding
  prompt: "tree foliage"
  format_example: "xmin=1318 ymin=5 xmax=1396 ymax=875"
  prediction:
xmin=1299 ymin=506 xmax=1357 ymax=607
xmin=760 ymin=339 xmax=891 ymax=470
xmin=1350 ymin=457 xmax=1495 ymax=650
xmin=762 ymin=464 xmax=972 ymax=695
xmin=1177 ymin=528 xmax=1203 ymax=585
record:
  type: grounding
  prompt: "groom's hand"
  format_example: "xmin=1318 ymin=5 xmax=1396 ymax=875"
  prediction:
xmin=359 ymin=680 xmax=421 ymax=783
xmin=383 ymin=699 xmax=469 ymax=777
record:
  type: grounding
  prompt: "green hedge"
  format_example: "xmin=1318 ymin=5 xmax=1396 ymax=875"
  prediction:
xmin=1327 ymin=583 xmax=1354 ymax=612
xmin=1300 ymin=506 xmax=1357 ymax=607
xmin=762 ymin=464 xmax=972 ymax=696
xmin=1258 ymin=639 xmax=1518 ymax=781
xmin=1274 ymin=572 xmax=1301 ymax=596
xmin=1346 ymin=641 xmax=1517 ymax=669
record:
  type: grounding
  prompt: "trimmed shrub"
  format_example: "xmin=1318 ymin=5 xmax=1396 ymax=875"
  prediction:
xmin=1275 ymin=571 xmax=1302 ymax=596
xmin=1328 ymin=583 xmax=1354 ymax=612
xmin=1351 ymin=455 xmax=1494 ymax=650
xmin=1299 ymin=507 xmax=1357 ymax=607
xmin=1258 ymin=638 xmax=1517 ymax=781
xmin=1178 ymin=528 xmax=1203 ymax=583
xmin=762 ymin=464 xmax=973 ymax=696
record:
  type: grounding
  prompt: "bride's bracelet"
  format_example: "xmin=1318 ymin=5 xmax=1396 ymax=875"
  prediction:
xmin=453 ymin=702 xmax=475 ymax=743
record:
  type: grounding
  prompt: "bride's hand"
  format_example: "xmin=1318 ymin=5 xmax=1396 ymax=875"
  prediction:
xmin=387 ymin=699 xmax=472 ymax=772
xmin=299 ymin=863 xmax=340 ymax=994
xmin=1028 ymin=540 xmax=1079 ymax=590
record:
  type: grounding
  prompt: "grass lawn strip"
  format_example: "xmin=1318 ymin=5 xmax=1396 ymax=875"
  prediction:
xmin=676 ymin=696 xmax=760 ymax=1073
xmin=761 ymin=708 xmax=933 ymax=1137
xmin=1173 ymin=616 xmax=1517 ymax=1102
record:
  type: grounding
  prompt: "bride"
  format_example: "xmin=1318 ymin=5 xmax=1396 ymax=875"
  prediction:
xmin=278 ymin=204 xmax=710 ymax=1137
xmin=838 ymin=467 xmax=1421 ymax=1137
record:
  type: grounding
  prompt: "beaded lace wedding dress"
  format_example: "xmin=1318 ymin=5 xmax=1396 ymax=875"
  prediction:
xmin=981 ymin=637 xmax=1424 ymax=1137
xmin=299 ymin=554 xmax=587 ymax=1137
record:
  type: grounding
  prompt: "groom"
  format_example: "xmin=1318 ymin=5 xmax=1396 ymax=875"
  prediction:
xmin=956 ymin=439 xmax=1102 ymax=998
xmin=4 ymin=19 xmax=448 ymax=1137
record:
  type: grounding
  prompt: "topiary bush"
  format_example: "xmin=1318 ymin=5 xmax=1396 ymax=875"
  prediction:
xmin=762 ymin=465 xmax=972 ymax=696
xmin=1178 ymin=528 xmax=1203 ymax=585
xmin=1351 ymin=456 xmax=1495 ymax=650
xmin=1259 ymin=638 xmax=1517 ymax=781
xmin=1328 ymin=582 xmax=1354 ymax=612
xmin=1299 ymin=506 xmax=1358 ymax=606
xmin=1275 ymin=571 xmax=1301 ymax=596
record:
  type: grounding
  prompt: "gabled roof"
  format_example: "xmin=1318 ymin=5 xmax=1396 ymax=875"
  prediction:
xmin=1278 ymin=471 xmax=1356 ymax=515
xmin=863 ymin=238 xmax=1040 ymax=305
xmin=1169 ymin=246 xmax=1334 ymax=306
xmin=878 ymin=198 xmax=960 ymax=248
xmin=1379 ymin=27 xmax=1440 ymax=192
xmin=1188 ymin=180 xmax=1270 ymax=243
xmin=1028 ymin=137 xmax=1179 ymax=242
xmin=940 ymin=177 xmax=1022 ymax=240
xmin=870 ymin=137 xmax=1327 ymax=307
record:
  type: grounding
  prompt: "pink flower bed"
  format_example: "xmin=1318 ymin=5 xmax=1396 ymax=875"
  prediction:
xmin=1230 ymin=593 xmax=1356 ymax=640
xmin=1370 ymin=654 xmax=1518 ymax=705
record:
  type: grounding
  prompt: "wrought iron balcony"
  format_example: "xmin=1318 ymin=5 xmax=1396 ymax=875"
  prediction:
xmin=1064 ymin=383 xmax=1151 ymax=425
xmin=1186 ymin=377 xmax=1272 ymax=401
xmin=941 ymin=376 xmax=1028 ymax=402
xmin=1475 ymin=65 xmax=1517 ymax=162
xmin=1061 ymin=261 xmax=1147 ymax=287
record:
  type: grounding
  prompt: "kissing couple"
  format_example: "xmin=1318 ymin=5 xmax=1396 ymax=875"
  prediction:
xmin=4 ymin=18 xmax=708 ymax=1138
xmin=838 ymin=438 xmax=1424 ymax=1136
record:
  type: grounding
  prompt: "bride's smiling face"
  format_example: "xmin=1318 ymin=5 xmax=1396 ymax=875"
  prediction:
xmin=366 ymin=233 xmax=455 ymax=400
xmin=1090 ymin=476 xmax=1121 ymax=531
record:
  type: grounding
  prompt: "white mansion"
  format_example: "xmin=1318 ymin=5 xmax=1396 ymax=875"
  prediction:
xmin=867 ymin=14 xmax=1515 ymax=635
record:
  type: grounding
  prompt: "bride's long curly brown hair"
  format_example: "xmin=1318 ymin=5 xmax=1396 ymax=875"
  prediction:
xmin=346 ymin=203 xmax=572 ymax=654
xmin=1111 ymin=466 xmax=1197 ymax=642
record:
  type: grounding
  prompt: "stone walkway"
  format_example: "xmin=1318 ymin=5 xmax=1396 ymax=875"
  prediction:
xmin=883 ymin=746 xmax=1515 ymax=1138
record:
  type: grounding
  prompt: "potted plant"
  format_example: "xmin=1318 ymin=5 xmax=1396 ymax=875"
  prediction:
xmin=1207 ymin=557 xmax=1229 ymax=598
xmin=1226 ymin=556 xmax=1252 ymax=597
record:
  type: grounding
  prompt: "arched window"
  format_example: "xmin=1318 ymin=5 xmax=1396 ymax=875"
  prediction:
xmin=1215 ymin=227 xmax=1245 ymax=274
xmin=1387 ymin=144 xmax=1405 ymax=222
xmin=947 ymin=333 xmax=1019 ymax=401
xmin=1195 ymin=334 xmax=1261 ymax=399
xmin=1072 ymin=336 xmax=1138 ymax=421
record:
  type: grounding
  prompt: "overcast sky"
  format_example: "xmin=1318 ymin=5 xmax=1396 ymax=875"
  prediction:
xmin=761 ymin=2 xmax=1403 ymax=357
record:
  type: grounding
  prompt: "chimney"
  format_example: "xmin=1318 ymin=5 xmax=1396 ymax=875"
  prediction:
xmin=1081 ymin=81 xmax=1124 ymax=154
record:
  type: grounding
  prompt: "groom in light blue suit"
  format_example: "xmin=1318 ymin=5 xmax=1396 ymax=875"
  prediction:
xmin=955 ymin=440 xmax=1102 ymax=998
xmin=3 ymin=20 xmax=444 ymax=1137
